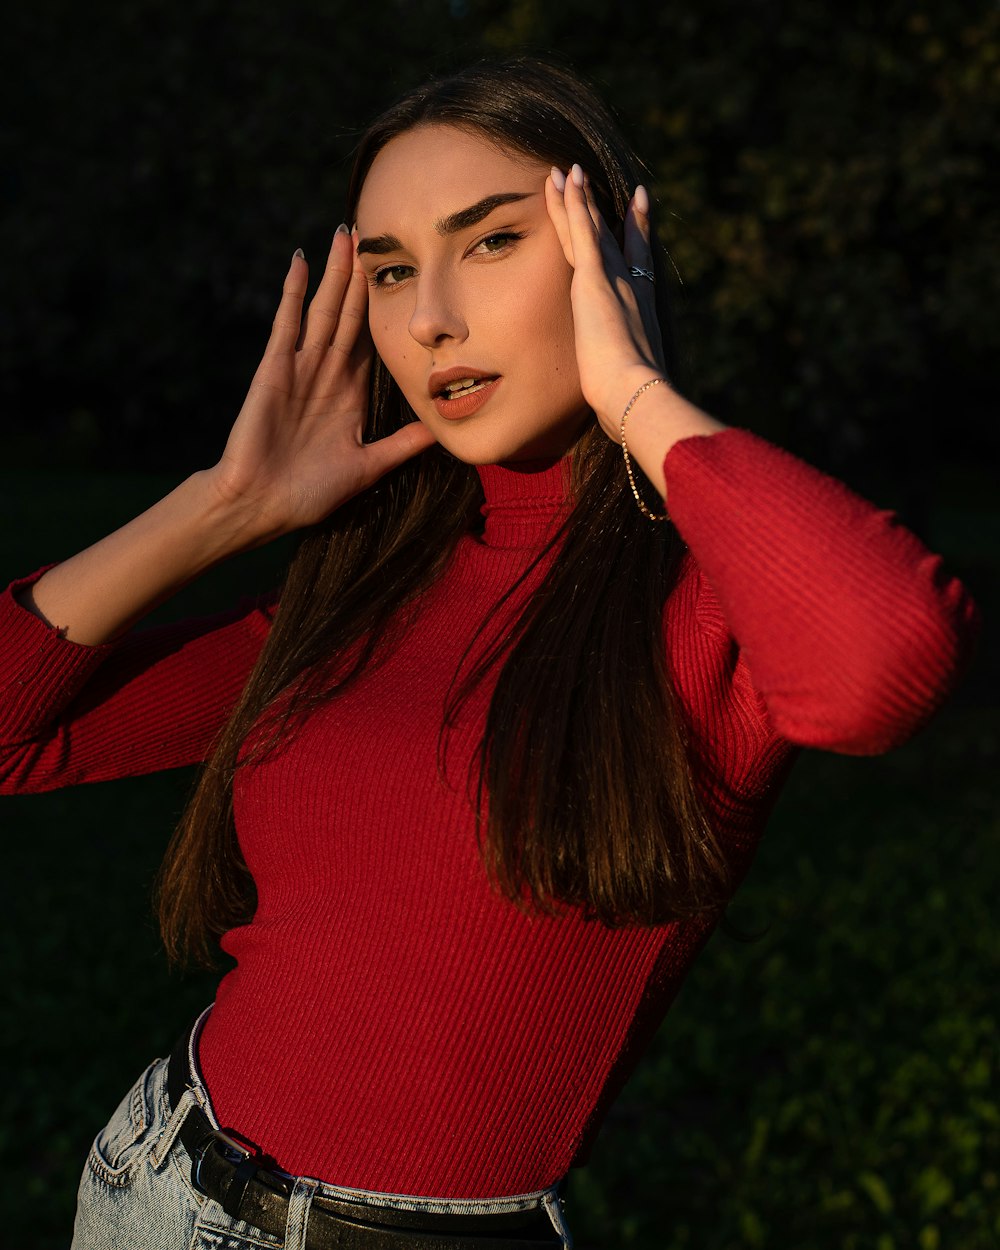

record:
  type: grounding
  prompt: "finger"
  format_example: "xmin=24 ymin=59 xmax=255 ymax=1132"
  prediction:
xmin=359 ymin=418 xmax=437 ymax=483
xmin=544 ymin=168 xmax=575 ymax=268
xmin=268 ymin=250 xmax=308 ymax=353
xmin=623 ymin=184 xmax=654 ymax=274
xmin=340 ymin=311 xmax=375 ymax=399
xmin=301 ymin=225 xmax=354 ymax=352
xmin=332 ymin=228 xmax=372 ymax=361
xmin=562 ymin=164 xmax=604 ymax=271
xmin=579 ymin=168 xmax=620 ymax=255
xmin=621 ymin=184 xmax=665 ymax=366
xmin=312 ymin=233 xmax=374 ymax=395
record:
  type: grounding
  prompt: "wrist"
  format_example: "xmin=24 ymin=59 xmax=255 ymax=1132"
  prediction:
xmin=594 ymin=363 xmax=668 ymax=442
xmin=192 ymin=468 xmax=286 ymax=556
xmin=21 ymin=472 xmax=277 ymax=647
xmin=608 ymin=374 xmax=728 ymax=509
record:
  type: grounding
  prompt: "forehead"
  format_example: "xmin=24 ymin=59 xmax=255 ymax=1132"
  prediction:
xmin=355 ymin=124 xmax=549 ymax=230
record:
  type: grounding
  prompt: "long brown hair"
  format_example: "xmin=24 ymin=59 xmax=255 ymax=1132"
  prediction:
xmin=157 ymin=56 xmax=731 ymax=967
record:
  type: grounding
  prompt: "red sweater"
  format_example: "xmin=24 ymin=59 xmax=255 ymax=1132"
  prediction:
xmin=0 ymin=429 xmax=979 ymax=1198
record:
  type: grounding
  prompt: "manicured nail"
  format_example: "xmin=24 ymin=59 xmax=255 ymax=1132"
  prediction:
xmin=570 ymin=163 xmax=584 ymax=188
xmin=335 ymin=222 xmax=349 ymax=236
xmin=550 ymin=166 xmax=566 ymax=192
xmin=293 ymin=247 xmax=305 ymax=259
xmin=634 ymin=184 xmax=650 ymax=216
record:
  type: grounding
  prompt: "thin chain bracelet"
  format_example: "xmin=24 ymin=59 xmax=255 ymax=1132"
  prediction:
xmin=620 ymin=377 xmax=670 ymax=522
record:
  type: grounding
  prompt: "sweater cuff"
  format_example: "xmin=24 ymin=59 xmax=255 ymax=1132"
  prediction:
xmin=661 ymin=425 xmax=747 ymax=497
xmin=0 ymin=567 xmax=117 ymax=741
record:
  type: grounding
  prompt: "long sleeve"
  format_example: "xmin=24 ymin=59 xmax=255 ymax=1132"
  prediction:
xmin=662 ymin=428 xmax=981 ymax=755
xmin=0 ymin=568 xmax=274 ymax=793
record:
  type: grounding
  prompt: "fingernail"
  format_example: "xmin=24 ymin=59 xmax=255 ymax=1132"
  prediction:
xmin=335 ymin=222 xmax=349 ymax=236
xmin=550 ymin=166 xmax=566 ymax=192
xmin=570 ymin=163 xmax=584 ymax=189
xmin=634 ymin=184 xmax=650 ymax=216
xmin=293 ymin=247 xmax=305 ymax=259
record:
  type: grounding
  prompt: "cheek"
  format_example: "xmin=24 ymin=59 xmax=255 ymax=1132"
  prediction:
xmin=522 ymin=276 xmax=579 ymax=384
xmin=513 ymin=256 xmax=575 ymax=345
xmin=370 ymin=310 xmax=410 ymax=374
xmin=369 ymin=314 xmax=432 ymax=416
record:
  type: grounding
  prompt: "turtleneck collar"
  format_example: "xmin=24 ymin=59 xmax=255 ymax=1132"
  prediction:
xmin=474 ymin=458 xmax=573 ymax=550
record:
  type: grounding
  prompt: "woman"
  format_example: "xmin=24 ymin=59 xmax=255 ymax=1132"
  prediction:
xmin=0 ymin=58 xmax=979 ymax=1250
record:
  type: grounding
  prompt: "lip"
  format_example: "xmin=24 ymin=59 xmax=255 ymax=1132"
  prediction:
xmin=431 ymin=376 xmax=502 ymax=421
xmin=428 ymin=365 xmax=503 ymax=422
xmin=427 ymin=365 xmax=501 ymax=399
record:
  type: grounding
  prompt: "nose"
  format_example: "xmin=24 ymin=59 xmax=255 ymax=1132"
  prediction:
xmin=407 ymin=267 xmax=468 ymax=350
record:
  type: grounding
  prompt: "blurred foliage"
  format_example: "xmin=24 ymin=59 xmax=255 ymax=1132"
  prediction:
xmin=566 ymin=713 xmax=999 ymax=1248
xmin=1 ymin=0 xmax=997 ymax=516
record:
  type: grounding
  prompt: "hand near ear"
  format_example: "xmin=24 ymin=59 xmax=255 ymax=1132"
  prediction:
xmin=18 ymin=229 xmax=438 ymax=645
xmin=209 ymin=227 xmax=435 ymax=542
xmin=545 ymin=166 xmax=727 ymax=501
xmin=544 ymin=165 xmax=667 ymax=443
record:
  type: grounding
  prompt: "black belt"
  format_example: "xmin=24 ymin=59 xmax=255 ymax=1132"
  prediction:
xmin=166 ymin=1024 xmax=565 ymax=1250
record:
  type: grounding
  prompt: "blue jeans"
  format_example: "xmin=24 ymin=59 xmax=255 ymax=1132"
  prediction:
xmin=71 ymin=1013 xmax=574 ymax=1250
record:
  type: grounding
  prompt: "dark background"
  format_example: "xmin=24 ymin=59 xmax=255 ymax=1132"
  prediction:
xmin=2 ymin=0 xmax=997 ymax=495
xmin=1 ymin=1 xmax=997 ymax=1246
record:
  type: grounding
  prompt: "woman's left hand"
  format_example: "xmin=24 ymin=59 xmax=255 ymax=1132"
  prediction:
xmin=544 ymin=164 xmax=667 ymax=441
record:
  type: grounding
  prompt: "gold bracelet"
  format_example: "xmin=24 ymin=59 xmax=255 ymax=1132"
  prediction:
xmin=620 ymin=377 xmax=670 ymax=522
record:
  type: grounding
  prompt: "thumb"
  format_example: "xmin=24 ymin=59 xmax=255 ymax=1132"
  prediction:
xmin=359 ymin=419 xmax=437 ymax=484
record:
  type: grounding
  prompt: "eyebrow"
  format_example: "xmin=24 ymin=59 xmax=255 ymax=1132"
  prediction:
xmin=356 ymin=192 xmax=534 ymax=256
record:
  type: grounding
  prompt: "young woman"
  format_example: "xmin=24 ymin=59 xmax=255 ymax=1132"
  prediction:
xmin=0 ymin=58 xmax=979 ymax=1250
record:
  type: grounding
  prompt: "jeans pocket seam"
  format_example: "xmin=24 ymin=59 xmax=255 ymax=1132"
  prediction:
xmin=85 ymin=1135 xmax=150 ymax=1189
xmin=86 ymin=1058 xmax=168 ymax=1189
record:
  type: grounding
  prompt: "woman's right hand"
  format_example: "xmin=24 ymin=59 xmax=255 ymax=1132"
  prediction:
xmin=18 ymin=228 xmax=435 ymax=646
xmin=206 ymin=225 xmax=435 ymax=544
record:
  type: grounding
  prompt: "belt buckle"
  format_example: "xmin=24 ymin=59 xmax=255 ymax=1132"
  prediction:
xmin=193 ymin=1127 xmax=257 ymax=1196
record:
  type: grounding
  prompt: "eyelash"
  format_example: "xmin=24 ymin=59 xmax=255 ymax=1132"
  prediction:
xmin=370 ymin=231 xmax=525 ymax=289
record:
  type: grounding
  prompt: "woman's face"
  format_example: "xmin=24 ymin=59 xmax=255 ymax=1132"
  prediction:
xmin=355 ymin=124 xmax=588 ymax=464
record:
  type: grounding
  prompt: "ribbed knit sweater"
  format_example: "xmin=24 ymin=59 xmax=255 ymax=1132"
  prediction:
xmin=0 ymin=429 xmax=979 ymax=1198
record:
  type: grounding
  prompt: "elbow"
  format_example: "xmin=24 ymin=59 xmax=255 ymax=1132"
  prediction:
xmin=768 ymin=595 xmax=982 ymax=756
xmin=0 ymin=738 xmax=73 ymax=795
xmin=766 ymin=699 xmax=925 ymax=757
xmin=0 ymin=748 xmax=37 ymax=794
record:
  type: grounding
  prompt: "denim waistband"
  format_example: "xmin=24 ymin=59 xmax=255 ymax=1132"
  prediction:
xmin=162 ymin=1006 xmax=574 ymax=1244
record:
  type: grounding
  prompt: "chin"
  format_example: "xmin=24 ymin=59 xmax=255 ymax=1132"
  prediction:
xmin=434 ymin=435 xmax=569 ymax=467
xmin=423 ymin=416 xmax=590 ymax=467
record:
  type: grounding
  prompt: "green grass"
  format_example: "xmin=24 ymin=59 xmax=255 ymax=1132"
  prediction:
xmin=1 ymin=471 xmax=995 ymax=1248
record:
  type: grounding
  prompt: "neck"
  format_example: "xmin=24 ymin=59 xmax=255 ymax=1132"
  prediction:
xmin=473 ymin=457 xmax=573 ymax=551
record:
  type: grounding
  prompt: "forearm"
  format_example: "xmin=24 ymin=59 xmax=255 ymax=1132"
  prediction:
xmin=20 ymin=470 xmax=267 ymax=645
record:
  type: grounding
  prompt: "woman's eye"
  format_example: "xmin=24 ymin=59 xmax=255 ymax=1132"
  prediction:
xmin=370 ymin=233 xmax=523 ymax=287
xmin=372 ymin=264 xmax=413 ymax=288
xmin=475 ymin=232 xmax=522 ymax=255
